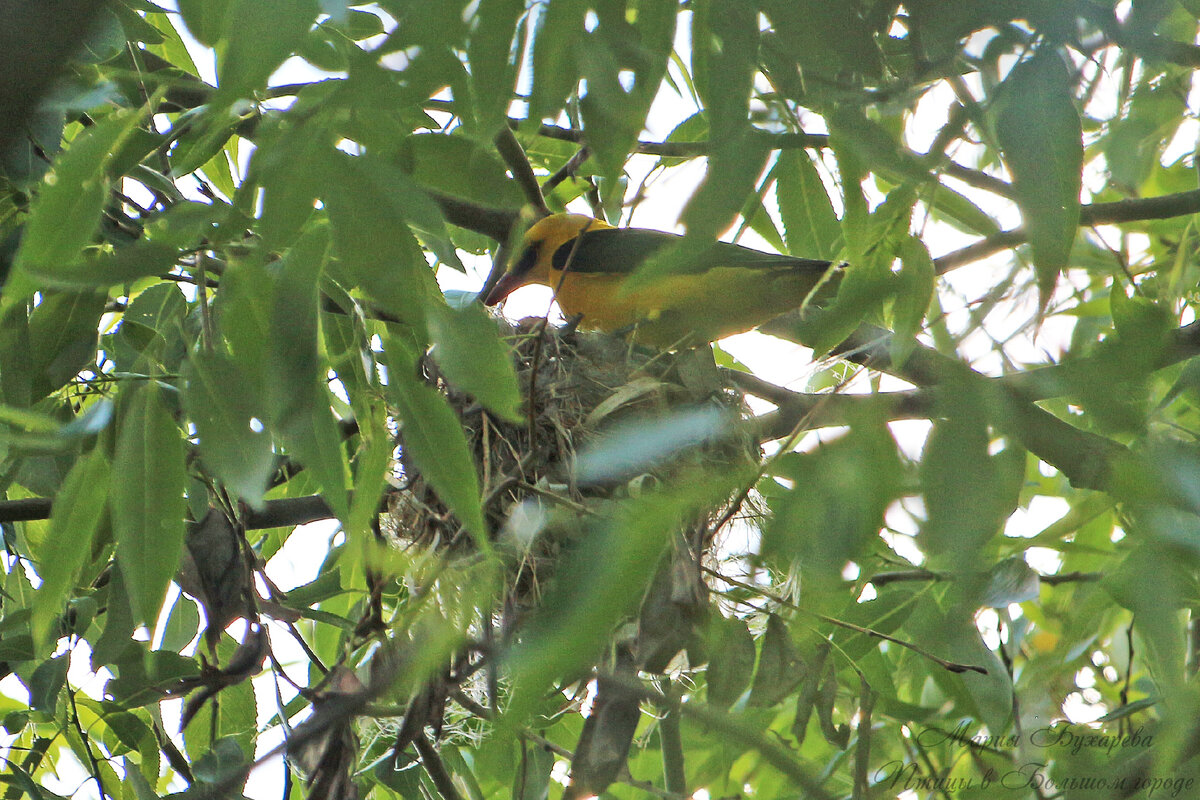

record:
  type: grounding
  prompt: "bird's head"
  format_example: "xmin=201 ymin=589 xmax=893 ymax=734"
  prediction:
xmin=483 ymin=213 xmax=612 ymax=305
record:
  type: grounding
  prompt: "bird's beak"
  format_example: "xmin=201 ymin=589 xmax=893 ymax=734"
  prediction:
xmin=483 ymin=272 xmax=522 ymax=306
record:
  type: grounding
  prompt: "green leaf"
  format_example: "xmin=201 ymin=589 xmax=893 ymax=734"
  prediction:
xmin=759 ymin=0 xmax=882 ymax=83
xmin=26 ymin=290 xmax=105 ymax=401
xmin=191 ymin=737 xmax=248 ymax=784
xmin=763 ymin=420 xmax=902 ymax=599
xmin=183 ymin=350 xmax=276 ymax=508
xmin=0 ymin=306 xmax=34 ymax=406
xmin=3 ymin=763 xmax=48 ymax=800
xmin=31 ymin=240 xmax=181 ymax=290
xmin=578 ymin=1 xmax=675 ymax=181
xmin=112 ymin=381 xmax=188 ymax=625
xmin=468 ymin=0 xmax=526 ymax=134
xmin=776 ymin=149 xmax=842 ymax=260
xmin=161 ymin=595 xmax=202 ymax=653
xmin=375 ymin=752 xmax=425 ymax=798
xmin=991 ymin=50 xmax=1082 ymax=300
xmin=383 ymin=338 xmax=486 ymax=545
xmin=14 ymin=109 xmax=144 ymax=290
xmin=31 ymin=449 xmax=110 ymax=653
xmin=324 ymin=153 xmax=440 ymax=335
xmin=693 ymin=0 xmax=757 ymax=141
xmin=749 ymin=614 xmax=802 ymax=707
xmin=528 ymin=0 xmax=587 ymax=121
xmin=108 ymin=649 xmax=200 ymax=707
xmin=981 ymin=558 xmax=1040 ymax=608
xmin=428 ymin=303 xmax=523 ymax=423
xmin=110 ymin=282 xmax=187 ymax=374
xmin=891 ymin=235 xmax=935 ymax=366
xmin=252 ymin=118 xmax=331 ymax=251
xmin=505 ymin=471 xmax=741 ymax=728
xmin=91 ymin=563 xmax=137 ymax=667
xmin=511 ymin=743 xmax=555 ymax=800
xmin=920 ymin=398 xmax=1024 ymax=571
xmin=706 ymin=615 xmax=755 ymax=709
xmin=923 ymin=183 xmax=1001 ymax=237
xmin=29 ymin=654 xmax=69 ymax=713
xmin=398 ymin=134 xmax=525 ymax=208
xmin=216 ymin=0 xmax=317 ymax=100
xmin=265 ymin=227 xmax=349 ymax=521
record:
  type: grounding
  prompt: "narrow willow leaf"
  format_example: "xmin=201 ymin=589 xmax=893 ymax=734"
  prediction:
xmin=216 ymin=0 xmax=317 ymax=100
xmin=266 ymin=227 xmax=349 ymax=521
xmin=383 ymin=338 xmax=486 ymax=546
xmin=15 ymin=110 xmax=140 ymax=281
xmin=776 ymin=149 xmax=842 ymax=260
xmin=112 ymin=381 xmax=187 ymax=625
xmin=428 ymin=303 xmax=523 ymax=423
xmin=981 ymin=558 xmax=1040 ymax=608
xmin=32 ymin=449 xmax=110 ymax=653
xmin=707 ymin=615 xmax=755 ymax=709
xmin=183 ymin=350 xmax=276 ymax=509
xmin=468 ymin=0 xmax=526 ymax=134
xmin=892 ymin=235 xmax=935 ymax=366
xmin=992 ymin=51 xmax=1082 ymax=301
xmin=528 ymin=0 xmax=587 ymax=121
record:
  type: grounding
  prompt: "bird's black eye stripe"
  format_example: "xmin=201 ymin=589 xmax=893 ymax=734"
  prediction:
xmin=512 ymin=245 xmax=539 ymax=278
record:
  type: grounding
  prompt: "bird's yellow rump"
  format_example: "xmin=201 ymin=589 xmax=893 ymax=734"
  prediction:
xmin=483 ymin=214 xmax=834 ymax=347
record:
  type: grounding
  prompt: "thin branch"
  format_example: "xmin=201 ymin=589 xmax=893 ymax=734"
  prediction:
xmin=934 ymin=229 xmax=1026 ymax=273
xmin=495 ymin=127 xmax=549 ymax=215
xmin=751 ymin=388 xmax=935 ymax=442
xmin=528 ymin=122 xmax=829 ymax=157
xmin=543 ymin=145 xmax=591 ymax=195
xmin=934 ymin=189 xmax=1200 ymax=274
xmin=704 ymin=566 xmax=989 ymax=675
xmin=1040 ymin=571 xmax=1103 ymax=586
xmin=426 ymin=190 xmax=519 ymax=241
xmin=1082 ymin=4 xmax=1200 ymax=69
xmin=0 ymin=497 xmax=52 ymax=523
xmin=1082 ymin=188 xmax=1200 ymax=226
xmin=69 ymin=689 xmax=110 ymax=800
xmin=864 ymin=568 xmax=945 ymax=587
xmin=863 ymin=568 xmax=1101 ymax=587
xmin=761 ymin=318 xmax=1148 ymax=495
xmin=938 ymin=161 xmax=1015 ymax=198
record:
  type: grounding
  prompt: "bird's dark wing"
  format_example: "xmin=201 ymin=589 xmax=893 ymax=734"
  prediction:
xmin=551 ymin=227 xmax=831 ymax=275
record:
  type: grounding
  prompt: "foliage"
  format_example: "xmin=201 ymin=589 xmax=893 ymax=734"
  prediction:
xmin=4 ymin=1 xmax=1200 ymax=799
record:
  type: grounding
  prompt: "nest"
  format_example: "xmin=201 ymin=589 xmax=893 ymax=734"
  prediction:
xmin=384 ymin=319 xmax=760 ymax=609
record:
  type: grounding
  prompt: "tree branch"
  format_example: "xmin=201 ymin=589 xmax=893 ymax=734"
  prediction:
xmin=495 ymin=127 xmax=548 ymax=216
xmin=934 ymin=189 xmax=1200 ymax=274
xmin=426 ymin=191 xmax=519 ymax=242
xmin=0 ymin=494 xmax=337 ymax=529
xmin=529 ymin=122 xmax=830 ymax=157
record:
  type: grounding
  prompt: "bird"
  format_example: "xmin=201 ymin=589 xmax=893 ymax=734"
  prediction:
xmin=483 ymin=213 xmax=835 ymax=347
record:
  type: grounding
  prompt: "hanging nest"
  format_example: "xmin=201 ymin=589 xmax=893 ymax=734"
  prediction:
xmin=378 ymin=319 xmax=771 ymax=797
xmin=383 ymin=318 xmax=765 ymax=666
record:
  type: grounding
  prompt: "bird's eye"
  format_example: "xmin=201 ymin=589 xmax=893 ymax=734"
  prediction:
xmin=512 ymin=245 xmax=538 ymax=277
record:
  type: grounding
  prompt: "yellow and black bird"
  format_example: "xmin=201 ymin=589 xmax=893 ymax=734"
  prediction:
xmin=483 ymin=213 xmax=835 ymax=347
